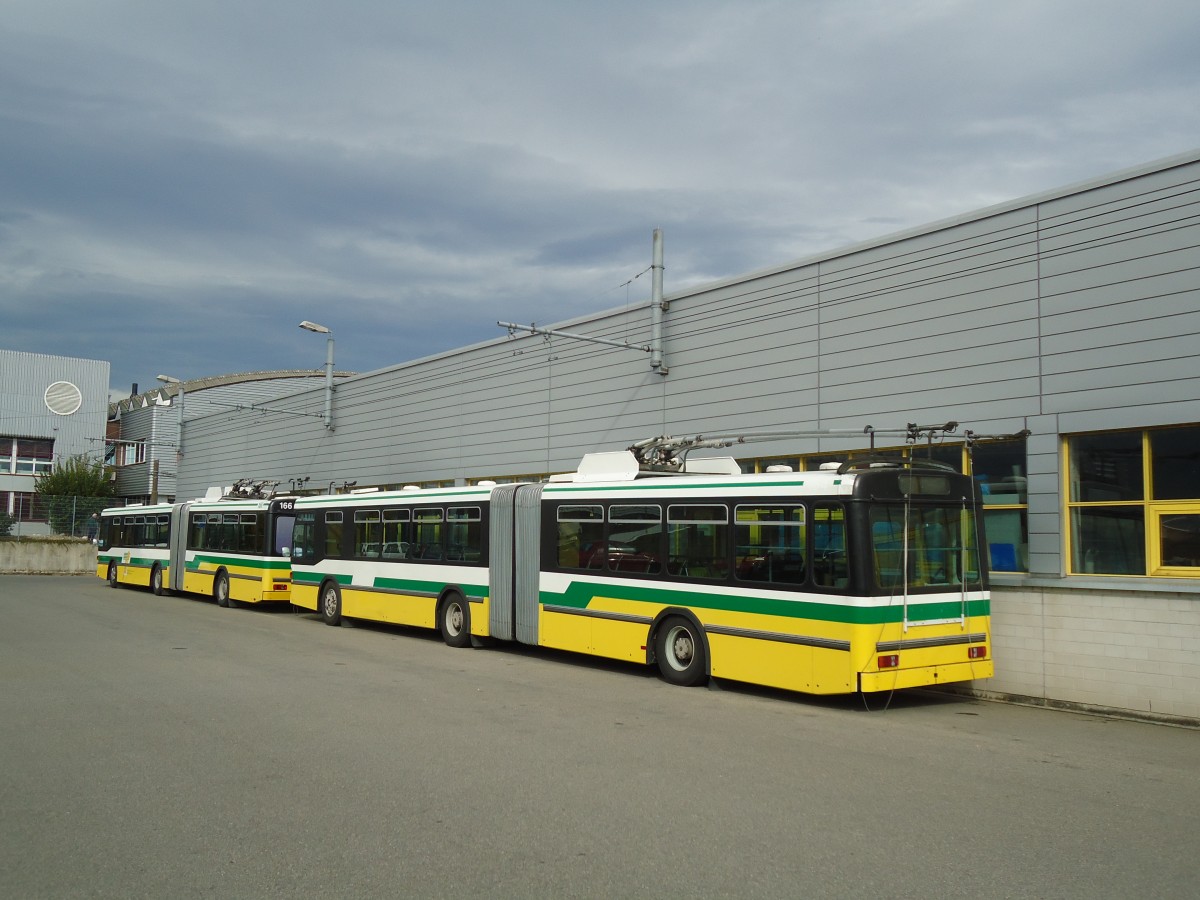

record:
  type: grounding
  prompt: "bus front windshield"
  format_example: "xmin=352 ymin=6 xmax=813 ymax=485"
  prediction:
xmin=870 ymin=504 xmax=982 ymax=592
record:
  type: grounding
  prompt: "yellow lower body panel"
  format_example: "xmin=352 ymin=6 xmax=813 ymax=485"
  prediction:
xmin=184 ymin=569 xmax=214 ymax=596
xmin=291 ymin=583 xmax=318 ymax=612
xmin=470 ymin=596 xmax=490 ymax=638
xmin=538 ymin=592 xmax=992 ymax=696
xmin=859 ymin=657 xmax=994 ymax=692
xmin=538 ymin=604 xmax=650 ymax=663
xmin=708 ymin=633 xmax=859 ymax=695
xmin=118 ymin=565 xmax=152 ymax=588
xmin=342 ymin=589 xmax=436 ymax=629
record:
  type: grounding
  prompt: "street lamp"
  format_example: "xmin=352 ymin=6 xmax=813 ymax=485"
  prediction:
xmin=155 ymin=374 xmax=184 ymax=454
xmin=299 ymin=321 xmax=335 ymax=430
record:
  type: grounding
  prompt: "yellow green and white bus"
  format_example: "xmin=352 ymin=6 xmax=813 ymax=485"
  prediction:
xmin=289 ymin=450 xmax=992 ymax=696
xmin=97 ymin=492 xmax=296 ymax=607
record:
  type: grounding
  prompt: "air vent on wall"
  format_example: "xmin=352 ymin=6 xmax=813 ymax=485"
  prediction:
xmin=45 ymin=381 xmax=83 ymax=416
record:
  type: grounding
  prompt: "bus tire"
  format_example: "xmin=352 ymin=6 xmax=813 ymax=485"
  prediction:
xmin=150 ymin=564 xmax=164 ymax=596
xmin=214 ymin=571 xmax=231 ymax=608
xmin=320 ymin=581 xmax=342 ymax=626
xmin=107 ymin=563 xmax=118 ymax=588
xmin=654 ymin=615 xmax=709 ymax=687
xmin=438 ymin=592 xmax=471 ymax=648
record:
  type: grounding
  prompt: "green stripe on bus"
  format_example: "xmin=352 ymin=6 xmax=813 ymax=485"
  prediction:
xmin=374 ymin=577 xmax=487 ymax=599
xmin=189 ymin=555 xmax=290 ymax=570
xmin=291 ymin=571 xmax=486 ymax=598
xmin=543 ymin=580 xmax=989 ymax=626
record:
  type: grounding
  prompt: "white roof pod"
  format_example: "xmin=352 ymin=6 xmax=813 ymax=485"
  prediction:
xmin=554 ymin=450 xmax=743 ymax=483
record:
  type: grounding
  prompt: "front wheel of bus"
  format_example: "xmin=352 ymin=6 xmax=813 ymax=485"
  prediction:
xmin=439 ymin=593 xmax=471 ymax=648
xmin=214 ymin=571 xmax=231 ymax=608
xmin=107 ymin=563 xmax=118 ymax=588
xmin=655 ymin=616 xmax=709 ymax=687
xmin=321 ymin=581 xmax=342 ymax=626
xmin=150 ymin=564 xmax=164 ymax=596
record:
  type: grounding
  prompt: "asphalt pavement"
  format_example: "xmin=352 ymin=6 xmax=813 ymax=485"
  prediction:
xmin=2 ymin=574 xmax=1197 ymax=899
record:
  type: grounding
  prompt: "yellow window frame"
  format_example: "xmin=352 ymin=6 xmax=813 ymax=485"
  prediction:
xmin=1149 ymin=503 xmax=1200 ymax=577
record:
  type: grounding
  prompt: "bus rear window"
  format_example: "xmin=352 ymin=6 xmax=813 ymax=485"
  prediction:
xmin=897 ymin=474 xmax=952 ymax=496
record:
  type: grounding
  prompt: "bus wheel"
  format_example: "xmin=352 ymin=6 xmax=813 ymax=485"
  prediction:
xmin=321 ymin=581 xmax=342 ymax=626
xmin=655 ymin=616 xmax=709 ymax=687
xmin=214 ymin=571 xmax=231 ymax=608
xmin=150 ymin=564 xmax=164 ymax=596
xmin=107 ymin=564 xmax=118 ymax=588
xmin=439 ymin=593 xmax=471 ymax=648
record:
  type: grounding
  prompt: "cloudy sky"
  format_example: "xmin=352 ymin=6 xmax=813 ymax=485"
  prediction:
xmin=3 ymin=0 xmax=1199 ymax=394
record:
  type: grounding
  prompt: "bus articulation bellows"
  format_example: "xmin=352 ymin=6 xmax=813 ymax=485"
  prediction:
xmin=288 ymin=450 xmax=993 ymax=696
xmin=97 ymin=481 xmax=296 ymax=606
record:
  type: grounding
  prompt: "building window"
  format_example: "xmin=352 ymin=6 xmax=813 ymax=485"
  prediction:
xmin=10 ymin=492 xmax=48 ymax=522
xmin=971 ymin=439 xmax=1028 ymax=574
xmin=1067 ymin=425 xmax=1200 ymax=577
xmin=2 ymin=437 xmax=55 ymax=475
xmin=118 ymin=441 xmax=146 ymax=467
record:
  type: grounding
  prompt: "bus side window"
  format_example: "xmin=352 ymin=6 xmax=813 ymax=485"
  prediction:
xmin=557 ymin=504 xmax=604 ymax=569
xmin=734 ymin=505 xmax=805 ymax=585
xmin=447 ymin=506 xmax=482 ymax=563
xmin=291 ymin=512 xmax=319 ymax=563
xmin=811 ymin=504 xmax=848 ymax=589
xmin=324 ymin=511 xmax=345 ymax=558
xmin=413 ymin=508 xmax=444 ymax=560
xmin=607 ymin=504 xmax=663 ymax=575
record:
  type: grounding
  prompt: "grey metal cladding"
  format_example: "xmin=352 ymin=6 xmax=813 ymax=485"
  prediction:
xmin=172 ymin=152 xmax=1200 ymax=561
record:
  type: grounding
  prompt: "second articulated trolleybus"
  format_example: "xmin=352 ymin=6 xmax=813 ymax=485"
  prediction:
xmin=290 ymin=442 xmax=993 ymax=696
xmin=97 ymin=481 xmax=296 ymax=606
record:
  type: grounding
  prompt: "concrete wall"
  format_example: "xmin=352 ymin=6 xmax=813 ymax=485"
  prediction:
xmin=986 ymin=583 xmax=1200 ymax=723
xmin=0 ymin=539 xmax=96 ymax=575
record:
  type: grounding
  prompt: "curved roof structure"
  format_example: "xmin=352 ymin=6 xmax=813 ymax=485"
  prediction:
xmin=109 ymin=369 xmax=356 ymax=418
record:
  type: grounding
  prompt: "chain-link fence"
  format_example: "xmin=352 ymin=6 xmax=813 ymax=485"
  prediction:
xmin=0 ymin=495 xmax=113 ymax=540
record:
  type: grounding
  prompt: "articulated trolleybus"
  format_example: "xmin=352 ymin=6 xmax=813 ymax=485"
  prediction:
xmin=291 ymin=431 xmax=993 ymax=696
xmin=97 ymin=480 xmax=296 ymax=606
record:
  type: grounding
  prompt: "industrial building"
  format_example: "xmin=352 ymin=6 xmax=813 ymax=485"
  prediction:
xmin=0 ymin=350 xmax=110 ymax=534
xmin=152 ymin=150 xmax=1200 ymax=723
xmin=108 ymin=370 xmax=355 ymax=504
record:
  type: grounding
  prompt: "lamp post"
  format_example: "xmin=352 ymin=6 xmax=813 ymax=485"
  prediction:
xmin=299 ymin=320 xmax=335 ymax=430
xmin=155 ymin=374 xmax=185 ymax=454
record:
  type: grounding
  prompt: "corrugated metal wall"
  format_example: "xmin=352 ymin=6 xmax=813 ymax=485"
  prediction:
xmin=0 ymin=349 xmax=110 ymax=468
xmin=178 ymin=151 xmax=1200 ymax=584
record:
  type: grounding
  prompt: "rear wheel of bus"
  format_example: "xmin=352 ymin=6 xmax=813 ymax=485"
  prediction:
xmin=320 ymin=581 xmax=342 ymax=626
xmin=214 ymin=571 xmax=234 ymax=608
xmin=655 ymin=615 xmax=709 ymax=687
xmin=439 ymin=592 xmax=471 ymax=648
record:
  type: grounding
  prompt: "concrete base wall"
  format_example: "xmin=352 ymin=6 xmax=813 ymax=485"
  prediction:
xmin=981 ymin=584 xmax=1200 ymax=724
xmin=0 ymin=540 xmax=96 ymax=575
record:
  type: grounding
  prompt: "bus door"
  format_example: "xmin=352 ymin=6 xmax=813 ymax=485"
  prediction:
xmin=168 ymin=501 xmax=191 ymax=592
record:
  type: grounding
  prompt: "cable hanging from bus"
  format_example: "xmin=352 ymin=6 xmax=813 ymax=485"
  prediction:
xmin=287 ymin=424 xmax=996 ymax=696
xmin=96 ymin=479 xmax=296 ymax=607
